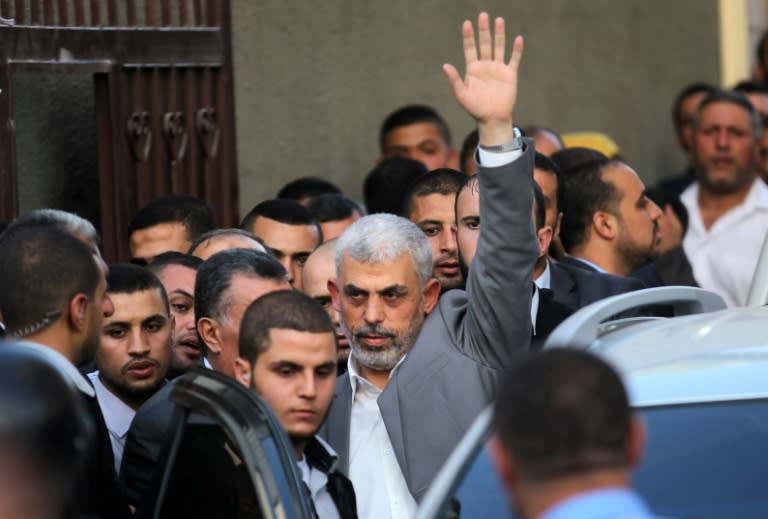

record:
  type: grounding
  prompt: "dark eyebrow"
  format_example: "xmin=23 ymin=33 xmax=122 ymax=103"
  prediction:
xmin=291 ymin=251 xmax=312 ymax=260
xmin=169 ymin=289 xmax=193 ymax=299
xmin=316 ymin=361 xmax=337 ymax=371
xmin=343 ymin=284 xmax=367 ymax=294
xmin=142 ymin=314 xmax=168 ymax=326
xmin=269 ymin=360 xmax=302 ymax=370
xmin=460 ymin=215 xmax=480 ymax=223
xmin=417 ymin=219 xmax=447 ymax=227
xmin=379 ymin=284 xmax=409 ymax=296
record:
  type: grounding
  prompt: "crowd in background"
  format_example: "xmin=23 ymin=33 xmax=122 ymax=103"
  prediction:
xmin=1 ymin=12 xmax=767 ymax=519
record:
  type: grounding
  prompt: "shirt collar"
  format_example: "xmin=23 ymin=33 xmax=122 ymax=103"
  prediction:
xmin=304 ymin=435 xmax=339 ymax=474
xmin=535 ymin=260 xmax=552 ymax=289
xmin=17 ymin=340 xmax=95 ymax=397
xmin=87 ymin=371 xmax=136 ymax=438
xmin=566 ymin=255 xmax=607 ymax=274
xmin=540 ymin=488 xmax=651 ymax=519
xmin=347 ymin=352 xmax=407 ymax=401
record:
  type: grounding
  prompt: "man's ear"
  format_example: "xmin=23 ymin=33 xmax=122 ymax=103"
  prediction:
xmin=423 ymin=278 xmax=442 ymax=315
xmin=68 ymin=293 xmax=90 ymax=332
xmin=592 ymin=211 xmax=617 ymax=240
xmin=233 ymin=357 xmax=253 ymax=388
xmin=626 ymin=415 xmax=646 ymax=468
xmin=328 ymin=278 xmax=341 ymax=312
xmin=197 ymin=318 xmax=222 ymax=356
xmin=536 ymin=225 xmax=553 ymax=258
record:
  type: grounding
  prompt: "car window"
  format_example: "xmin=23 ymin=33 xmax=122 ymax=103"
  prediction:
xmin=140 ymin=370 xmax=315 ymax=519
xmin=155 ymin=414 xmax=268 ymax=518
xmin=635 ymin=399 xmax=768 ymax=519
xmin=448 ymin=443 xmax=519 ymax=519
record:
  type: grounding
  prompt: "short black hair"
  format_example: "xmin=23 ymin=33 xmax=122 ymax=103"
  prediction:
xmin=558 ymin=156 xmax=621 ymax=252
xmin=146 ymin=251 xmax=203 ymax=273
xmin=305 ymin=194 xmax=366 ymax=223
xmin=194 ymin=249 xmax=288 ymax=323
xmin=363 ymin=157 xmax=428 ymax=215
xmin=107 ymin=263 xmax=169 ymax=313
xmin=401 ymin=168 xmax=465 ymax=218
xmin=0 ymin=226 xmax=100 ymax=336
xmin=493 ymin=349 xmax=631 ymax=481
xmin=239 ymin=290 xmax=335 ymax=363
xmin=671 ymin=82 xmax=717 ymax=131
xmin=379 ymin=104 xmax=452 ymax=150
xmin=459 ymin=129 xmax=479 ymax=174
xmin=645 ymin=187 xmax=689 ymax=236
xmin=127 ymin=194 xmax=217 ymax=241
xmin=694 ymin=89 xmax=762 ymax=137
xmin=276 ymin=176 xmax=342 ymax=202
xmin=187 ymin=228 xmax=262 ymax=256
xmin=240 ymin=199 xmax=322 ymax=243
xmin=550 ymin=147 xmax=607 ymax=176
xmin=732 ymin=80 xmax=768 ymax=95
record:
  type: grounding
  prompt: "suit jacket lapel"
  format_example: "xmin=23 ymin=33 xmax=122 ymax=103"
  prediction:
xmin=377 ymin=375 xmax=407 ymax=487
xmin=323 ymin=376 xmax=352 ymax=475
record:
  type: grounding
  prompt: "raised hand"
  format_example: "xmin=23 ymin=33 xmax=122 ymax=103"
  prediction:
xmin=443 ymin=13 xmax=524 ymax=146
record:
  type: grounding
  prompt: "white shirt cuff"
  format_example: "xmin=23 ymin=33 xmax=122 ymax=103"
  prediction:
xmin=476 ymin=146 xmax=524 ymax=168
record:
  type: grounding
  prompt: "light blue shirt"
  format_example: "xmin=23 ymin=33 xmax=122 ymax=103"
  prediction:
xmin=540 ymin=488 xmax=662 ymax=519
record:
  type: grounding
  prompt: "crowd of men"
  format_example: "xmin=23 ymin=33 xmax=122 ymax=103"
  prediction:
xmin=1 ymin=10 xmax=767 ymax=519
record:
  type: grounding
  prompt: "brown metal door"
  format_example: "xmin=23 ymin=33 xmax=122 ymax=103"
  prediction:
xmin=0 ymin=0 xmax=239 ymax=262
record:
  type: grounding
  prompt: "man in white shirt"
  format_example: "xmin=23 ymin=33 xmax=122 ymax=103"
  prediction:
xmin=89 ymin=263 xmax=173 ymax=475
xmin=681 ymin=89 xmax=768 ymax=306
xmin=235 ymin=290 xmax=358 ymax=518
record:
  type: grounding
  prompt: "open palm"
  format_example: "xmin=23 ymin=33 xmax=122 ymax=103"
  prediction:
xmin=443 ymin=14 xmax=524 ymax=126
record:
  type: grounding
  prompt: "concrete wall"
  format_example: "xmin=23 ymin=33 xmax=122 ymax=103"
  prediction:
xmin=232 ymin=1 xmax=720 ymax=215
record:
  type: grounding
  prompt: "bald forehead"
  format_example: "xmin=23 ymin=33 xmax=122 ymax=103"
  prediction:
xmin=302 ymin=241 xmax=336 ymax=294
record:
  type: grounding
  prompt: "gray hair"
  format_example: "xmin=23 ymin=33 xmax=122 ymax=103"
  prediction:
xmin=335 ymin=214 xmax=433 ymax=287
xmin=6 ymin=209 xmax=100 ymax=248
xmin=692 ymin=89 xmax=763 ymax=138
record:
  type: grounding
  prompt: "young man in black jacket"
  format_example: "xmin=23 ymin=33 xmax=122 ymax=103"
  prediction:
xmin=235 ymin=290 xmax=357 ymax=518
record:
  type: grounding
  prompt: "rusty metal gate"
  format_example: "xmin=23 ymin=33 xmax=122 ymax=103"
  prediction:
xmin=0 ymin=0 xmax=239 ymax=262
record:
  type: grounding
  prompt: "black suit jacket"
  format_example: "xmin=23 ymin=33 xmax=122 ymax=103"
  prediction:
xmin=550 ymin=259 xmax=645 ymax=310
xmin=531 ymin=287 xmax=574 ymax=351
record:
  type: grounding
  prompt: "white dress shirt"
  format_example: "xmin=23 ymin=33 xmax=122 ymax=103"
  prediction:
xmin=298 ymin=443 xmax=341 ymax=519
xmin=535 ymin=260 xmax=552 ymax=290
xmin=347 ymin=355 xmax=416 ymax=519
xmin=682 ymin=179 xmax=768 ymax=307
xmin=87 ymin=371 xmax=136 ymax=475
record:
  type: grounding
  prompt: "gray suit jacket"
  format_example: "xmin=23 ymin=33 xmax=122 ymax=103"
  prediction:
xmin=319 ymin=143 xmax=538 ymax=502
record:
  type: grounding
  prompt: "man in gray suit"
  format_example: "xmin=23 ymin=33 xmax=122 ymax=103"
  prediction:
xmin=320 ymin=12 xmax=538 ymax=517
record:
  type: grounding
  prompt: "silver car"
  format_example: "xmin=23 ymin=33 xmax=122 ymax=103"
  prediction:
xmin=416 ymin=287 xmax=768 ymax=519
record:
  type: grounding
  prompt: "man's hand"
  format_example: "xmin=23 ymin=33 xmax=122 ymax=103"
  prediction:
xmin=443 ymin=12 xmax=523 ymax=146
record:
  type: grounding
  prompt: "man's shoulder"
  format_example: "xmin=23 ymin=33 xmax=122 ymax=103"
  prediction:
xmin=552 ymin=261 xmax=643 ymax=305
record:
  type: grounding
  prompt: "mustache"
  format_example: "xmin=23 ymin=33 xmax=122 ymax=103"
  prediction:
xmin=353 ymin=323 xmax=396 ymax=340
xmin=122 ymin=357 xmax=160 ymax=374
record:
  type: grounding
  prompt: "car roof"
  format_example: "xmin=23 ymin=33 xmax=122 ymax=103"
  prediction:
xmin=561 ymin=300 xmax=768 ymax=407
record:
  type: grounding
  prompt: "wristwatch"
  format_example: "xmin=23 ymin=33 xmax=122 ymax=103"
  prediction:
xmin=478 ymin=126 xmax=523 ymax=153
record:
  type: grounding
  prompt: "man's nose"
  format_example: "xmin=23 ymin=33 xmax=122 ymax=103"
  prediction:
xmin=440 ymin=227 xmax=458 ymax=254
